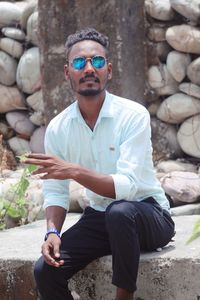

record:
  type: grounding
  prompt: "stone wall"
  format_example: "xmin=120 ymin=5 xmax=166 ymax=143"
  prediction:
xmin=0 ymin=0 xmax=45 ymax=160
xmin=145 ymin=0 xmax=200 ymax=162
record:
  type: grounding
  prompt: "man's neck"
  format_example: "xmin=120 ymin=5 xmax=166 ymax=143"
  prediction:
xmin=76 ymin=91 xmax=106 ymax=130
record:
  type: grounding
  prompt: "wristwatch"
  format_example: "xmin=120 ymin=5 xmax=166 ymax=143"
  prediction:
xmin=44 ymin=228 xmax=61 ymax=241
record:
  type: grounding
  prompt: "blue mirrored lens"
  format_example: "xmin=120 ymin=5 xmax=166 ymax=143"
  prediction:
xmin=92 ymin=56 xmax=106 ymax=68
xmin=72 ymin=57 xmax=86 ymax=70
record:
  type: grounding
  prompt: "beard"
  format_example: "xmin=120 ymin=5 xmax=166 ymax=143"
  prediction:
xmin=77 ymin=88 xmax=102 ymax=96
xmin=69 ymin=74 xmax=109 ymax=97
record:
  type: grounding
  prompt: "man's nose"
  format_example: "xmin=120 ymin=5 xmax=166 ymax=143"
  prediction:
xmin=84 ymin=60 xmax=95 ymax=73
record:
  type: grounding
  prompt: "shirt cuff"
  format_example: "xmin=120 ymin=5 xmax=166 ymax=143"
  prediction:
xmin=43 ymin=196 xmax=69 ymax=211
xmin=110 ymin=174 xmax=135 ymax=200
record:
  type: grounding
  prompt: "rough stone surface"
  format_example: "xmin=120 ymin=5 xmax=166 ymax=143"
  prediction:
xmin=1 ymin=215 xmax=200 ymax=300
xmin=38 ymin=0 xmax=146 ymax=123
xmin=145 ymin=0 xmax=175 ymax=21
xmin=166 ymin=50 xmax=191 ymax=82
xmin=151 ymin=117 xmax=183 ymax=162
xmin=157 ymin=93 xmax=200 ymax=124
xmin=170 ymin=0 xmax=200 ymax=23
xmin=187 ymin=57 xmax=200 ymax=86
xmin=166 ymin=25 xmax=200 ymax=54
xmin=179 ymin=82 xmax=200 ymax=99
xmin=16 ymin=47 xmax=41 ymax=94
xmin=177 ymin=114 xmax=200 ymax=158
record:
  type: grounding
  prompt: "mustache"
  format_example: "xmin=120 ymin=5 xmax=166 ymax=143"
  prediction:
xmin=79 ymin=74 xmax=100 ymax=83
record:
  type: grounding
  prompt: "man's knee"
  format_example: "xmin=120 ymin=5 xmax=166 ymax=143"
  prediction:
xmin=105 ymin=200 xmax=138 ymax=231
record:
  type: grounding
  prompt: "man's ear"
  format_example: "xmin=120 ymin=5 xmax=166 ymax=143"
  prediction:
xmin=64 ymin=64 xmax=70 ymax=81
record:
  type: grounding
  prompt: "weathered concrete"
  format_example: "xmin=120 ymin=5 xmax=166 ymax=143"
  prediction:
xmin=38 ymin=0 xmax=146 ymax=124
xmin=0 ymin=214 xmax=200 ymax=300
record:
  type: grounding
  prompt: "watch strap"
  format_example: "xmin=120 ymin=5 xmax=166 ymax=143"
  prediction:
xmin=45 ymin=228 xmax=61 ymax=241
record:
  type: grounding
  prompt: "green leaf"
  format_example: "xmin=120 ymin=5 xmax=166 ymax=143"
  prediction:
xmin=7 ymin=206 xmax=21 ymax=218
xmin=27 ymin=164 xmax=38 ymax=173
xmin=16 ymin=197 xmax=26 ymax=206
xmin=18 ymin=207 xmax=27 ymax=218
xmin=186 ymin=218 xmax=200 ymax=244
xmin=17 ymin=177 xmax=29 ymax=196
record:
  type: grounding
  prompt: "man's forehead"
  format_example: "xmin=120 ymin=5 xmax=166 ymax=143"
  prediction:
xmin=69 ymin=40 xmax=106 ymax=58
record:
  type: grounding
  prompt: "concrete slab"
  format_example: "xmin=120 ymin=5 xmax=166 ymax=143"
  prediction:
xmin=0 ymin=214 xmax=200 ymax=300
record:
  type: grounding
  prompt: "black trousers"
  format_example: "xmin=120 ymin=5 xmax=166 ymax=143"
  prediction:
xmin=34 ymin=198 xmax=175 ymax=300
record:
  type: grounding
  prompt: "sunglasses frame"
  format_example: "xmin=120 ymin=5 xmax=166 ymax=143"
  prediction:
xmin=69 ymin=55 xmax=108 ymax=70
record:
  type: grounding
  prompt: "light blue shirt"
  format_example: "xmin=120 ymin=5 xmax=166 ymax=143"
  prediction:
xmin=43 ymin=92 xmax=170 ymax=212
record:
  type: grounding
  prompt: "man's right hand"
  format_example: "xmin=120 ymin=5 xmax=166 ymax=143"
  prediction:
xmin=41 ymin=234 xmax=64 ymax=267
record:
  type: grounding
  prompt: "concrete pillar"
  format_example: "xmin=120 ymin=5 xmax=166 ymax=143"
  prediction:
xmin=38 ymin=0 xmax=146 ymax=124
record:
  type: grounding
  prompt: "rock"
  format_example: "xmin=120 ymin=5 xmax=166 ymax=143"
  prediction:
xmin=1 ymin=27 xmax=26 ymax=41
xmin=29 ymin=111 xmax=45 ymax=126
xmin=170 ymin=0 xmax=200 ymax=24
xmin=177 ymin=114 xmax=200 ymax=158
xmin=148 ymin=64 xmax=178 ymax=93
xmin=148 ymin=65 xmax=165 ymax=88
xmin=26 ymin=179 xmax=44 ymax=222
xmin=151 ymin=117 xmax=183 ymax=163
xmin=171 ymin=203 xmax=200 ymax=216
xmin=0 ymin=2 xmax=21 ymax=27
xmin=0 ymin=122 xmax=14 ymax=140
xmin=0 ymin=84 xmax=26 ymax=113
xmin=69 ymin=180 xmax=89 ymax=211
xmin=27 ymin=11 xmax=38 ymax=46
xmin=29 ymin=126 xmax=45 ymax=153
xmin=152 ymin=64 xmax=179 ymax=95
xmin=155 ymin=41 xmax=172 ymax=62
xmin=166 ymin=51 xmax=191 ymax=82
xmin=157 ymin=93 xmax=200 ymax=124
xmin=147 ymin=25 xmax=166 ymax=42
xmin=69 ymin=181 xmax=84 ymax=213
xmin=0 ymin=37 xmax=23 ymax=59
xmin=0 ymin=135 xmax=17 ymax=170
xmin=6 ymin=111 xmax=35 ymax=138
xmin=7 ymin=136 xmax=31 ymax=156
xmin=166 ymin=25 xmax=200 ymax=54
xmin=147 ymin=100 xmax=161 ymax=116
xmin=161 ymin=171 xmax=200 ymax=203
xmin=0 ymin=50 xmax=17 ymax=86
xmin=26 ymin=89 xmax=44 ymax=112
xmin=179 ymin=82 xmax=200 ymax=99
xmin=16 ymin=47 xmax=41 ymax=94
xmin=145 ymin=0 xmax=175 ymax=21
xmin=187 ymin=57 xmax=200 ymax=86
xmin=156 ymin=160 xmax=197 ymax=173
xmin=20 ymin=0 xmax=38 ymax=29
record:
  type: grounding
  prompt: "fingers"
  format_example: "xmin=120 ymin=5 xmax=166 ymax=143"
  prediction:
xmin=42 ymin=238 xmax=64 ymax=268
xmin=26 ymin=153 xmax=52 ymax=159
xmin=22 ymin=153 xmax=54 ymax=166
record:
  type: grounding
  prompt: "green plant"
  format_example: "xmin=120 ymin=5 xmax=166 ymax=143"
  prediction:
xmin=0 ymin=158 xmax=37 ymax=230
xmin=187 ymin=218 xmax=200 ymax=244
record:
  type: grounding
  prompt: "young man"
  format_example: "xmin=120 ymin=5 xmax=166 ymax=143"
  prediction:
xmin=24 ymin=28 xmax=175 ymax=300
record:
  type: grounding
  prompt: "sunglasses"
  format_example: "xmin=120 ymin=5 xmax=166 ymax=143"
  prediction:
xmin=70 ymin=55 xmax=107 ymax=70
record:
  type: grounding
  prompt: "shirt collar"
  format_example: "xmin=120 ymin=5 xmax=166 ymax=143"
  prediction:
xmin=69 ymin=91 xmax=114 ymax=120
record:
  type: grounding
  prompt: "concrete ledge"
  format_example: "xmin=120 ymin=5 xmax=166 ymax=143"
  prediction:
xmin=1 ymin=214 xmax=200 ymax=300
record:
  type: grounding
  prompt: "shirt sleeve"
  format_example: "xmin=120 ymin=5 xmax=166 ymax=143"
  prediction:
xmin=110 ymin=110 xmax=152 ymax=201
xmin=42 ymin=124 xmax=70 ymax=211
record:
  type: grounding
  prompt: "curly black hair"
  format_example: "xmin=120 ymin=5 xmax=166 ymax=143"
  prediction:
xmin=65 ymin=28 xmax=109 ymax=58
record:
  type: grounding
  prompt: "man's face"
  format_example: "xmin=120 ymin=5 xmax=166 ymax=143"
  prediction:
xmin=64 ymin=40 xmax=112 ymax=97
